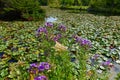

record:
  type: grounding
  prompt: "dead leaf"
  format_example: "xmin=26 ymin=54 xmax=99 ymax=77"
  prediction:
xmin=53 ymin=41 xmax=68 ymax=52
xmin=30 ymin=73 xmax=34 ymax=80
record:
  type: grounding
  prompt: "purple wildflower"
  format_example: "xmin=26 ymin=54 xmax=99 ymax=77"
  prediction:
xmin=37 ymin=27 xmax=47 ymax=33
xmin=38 ymin=64 xmax=45 ymax=71
xmin=59 ymin=24 xmax=66 ymax=31
xmin=34 ymin=75 xmax=47 ymax=80
xmin=45 ymin=22 xmax=53 ymax=27
xmin=38 ymin=62 xmax=50 ymax=71
xmin=30 ymin=63 xmax=38 ymax=68
xmin=29 ymin=62 xmax=50 ymax=74
xmin=44 ymin=62 xmax=50 ymax=70
xmin=81 ymin=39 xmax=92 ymax=47
xmin=74 ymin=36 xmax=92 ymax=47
xmin=53 ymin=34 xmax=62 ymax=41
xmin=36 ymin=27 xmax=47 ymax=37
xmin=102 ymin=60 xmax=111 ymax=66
xmin=29 ymin=63 xmax=38 ymax=74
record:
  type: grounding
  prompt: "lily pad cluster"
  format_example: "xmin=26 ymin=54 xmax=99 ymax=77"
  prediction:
xmin=0 ymin=7 xmax=120 ymax=80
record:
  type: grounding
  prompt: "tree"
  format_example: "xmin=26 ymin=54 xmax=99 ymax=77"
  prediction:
xmin=60 ymin=0 xmax=74 ymax=6
xmin=89 ymin=0 xmax=120 ymax=14
xmin=81 ymin=0 xmax=90 ymax=6
xmin=73 ymin=0 xmax=82 ymax=6
xmin=1 ymin=0 xmax=45 ymax=21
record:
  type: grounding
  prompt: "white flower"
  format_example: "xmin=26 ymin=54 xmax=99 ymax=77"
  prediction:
xmin=45 ymin=17 xmax=57 ymax=22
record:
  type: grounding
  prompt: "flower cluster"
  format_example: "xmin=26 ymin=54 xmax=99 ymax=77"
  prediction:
xmin=29 ymin=62 xmax=50 ymax=80
xmin=102 ymin=60 xmax=113 ymax=67
xmin=29 ymin=62 xmax=50 ymax=73
xmin=74 ymin=35 xmax=92 ymax=48
xmin=45 ymin=22 xmax=53 ymax=27
xmin=36 ymin=22 xmax=67 ymax=42
xmin=36 ymin=27 xmax=47 ymax=36
xmin=53 ymin=34 xmax=62 ymax=42
xmin=58 ymin=24 xmax=66 ymax=31
xmin=88 ymin=54 xmax=114 ymax=75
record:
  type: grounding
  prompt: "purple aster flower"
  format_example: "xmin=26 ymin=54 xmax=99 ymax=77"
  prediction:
xmin=29 ymin=63 xmax=44 ymax=74
xmin=36 ymin=27 xmax=47 ymax=37
xmin=59 ymin=24 xmax=66 ymax=31
xmin=45 ymin=22 xmax=53 ymax=27
xmin=30 ymin=63 xmax=38 ymax=68
xmin=38 ymin=64 xmax=45 ymax=71
xmin=29 ymin=62 xmax=50 ymax=74
xmin=37 ymin=27 xmax=47 ymax=33
xmin=81 ymin=39 xmax=91 ymax=46
xmin=53 ymin=34 xmax=62 ymax=41
xmin=74 ymin=36 xmax=92 ymax=47
xmin=102 ymin=60 xmax=111 ymax=66
xmin=29 ymin=63 xmax=38 ymax=74
xmin=44 ymin=62 xmax=50 ymax=70
xmin=34 ymin=75 xmax=47 ymax=80
xmin=38 ymin=62 xmax=50 ymax=71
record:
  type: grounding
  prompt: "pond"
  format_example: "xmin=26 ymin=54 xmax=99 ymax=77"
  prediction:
xmin=0 ymin=7 xmax=120 ymax=80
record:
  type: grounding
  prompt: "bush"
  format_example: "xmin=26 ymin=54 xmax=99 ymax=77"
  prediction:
xmin=48 ymin=0 xmax=61 ymax=8
xmin=1 ymin=0 xmax=45 ymax=21
xmin=39 ymin=0 xmax=48 ymax=6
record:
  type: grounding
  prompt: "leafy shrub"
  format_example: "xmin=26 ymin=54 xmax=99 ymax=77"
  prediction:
xmin=39 ymin=0 xmax=48 ymax=6
xmin=1 ymin=0 xmax=45 ymax=21
xmin=48 ymin=0 xmax=61 ymax=8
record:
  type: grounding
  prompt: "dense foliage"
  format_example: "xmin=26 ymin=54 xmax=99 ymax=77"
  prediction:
xmin=39 ymin=0 xmax=48 ymax=6
xmin=0 ymin=0 xmax=45 ymax=21
xmin=0 ymin=7 xmax=120 ymax=79
xmin=1 ymin=0 xmax=120 ymax=21
xmin=42 ymin=0 xmax=120 ymax=14
xmin=0 ymin=0 xmax=120 ymax=79
xmin=89 ymin=0 xmax=120 ymax=14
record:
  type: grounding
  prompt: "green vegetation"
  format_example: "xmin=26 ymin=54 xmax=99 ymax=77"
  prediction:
xmin=89 ymin=0 xmax=120 ymax=14
xmin=0 ymin=7 xmax=120 ymax=79
xmin=40 ymin=0 xmax=120 ymax=14
xmin=0 ymin=0 xmax=45 ymax=21
xmin=0 ymin=0 xmax=120 ymax=79
xmin=116 ymin=72 xmax=120 ymax=80
xmin=1 ymin=0 xmax=120 ymax=21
